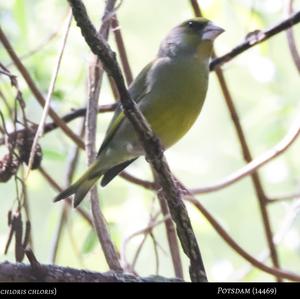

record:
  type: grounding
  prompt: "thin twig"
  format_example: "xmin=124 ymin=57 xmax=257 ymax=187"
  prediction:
xmin=119 ymin=171 xmax=157 ymax=190
xmin=49 ymin=120 xmax=85 ymax=264
xmin=156 ymin=185 xmax=184 ymax=279
xmin=65 ymin=215 xmax=85 ymax=268
xmin=0 ymin=103 xmax=117 ymax=146
xmin=5 ymin=10 xmax=70 ymax=68
xmin=0 ymin=26 xmax=84 ymax=149
xmin=25 ymin=12 xmax=73 ymax=179
xmin=85 ymin=0 xmax=122 ymax=272
xmin=191 ymin=115 xmax=300 ymax=195
xmin=210 ymin=10 xmax=300 ymax=70
xmin=185 ymin=196 xmax=300 ymax=281
xmin=233 ymin=201 xmax=300 ymax=281
xmin=150 ymin=232 xmax=160 ymax=275
xmin=111 ymin=16 xmax=133 ymax=85
xmin=49 ymin=204 xmax=68 ymax=264
xmin=268 ymin=191 xmax=300 ymax=203
xmin=122 ymin=212 xmax=169 ymax=272
xmin=19 ymin=168 xmax=32 ymax=249
xmin=38 ymin=167 xmax=92 ymax=226
xmin=123 ymin=203 xmax=160 ymax=274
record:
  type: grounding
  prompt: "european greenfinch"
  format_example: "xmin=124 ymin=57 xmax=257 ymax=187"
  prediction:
xmin=54 ymin=17 xmax=224 ymax=207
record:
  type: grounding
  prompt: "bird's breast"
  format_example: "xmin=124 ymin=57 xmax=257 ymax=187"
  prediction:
xmin=142 ymin=58 xmax=209 ymax=149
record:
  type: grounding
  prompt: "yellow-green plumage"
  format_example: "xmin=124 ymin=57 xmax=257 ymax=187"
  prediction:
xmin=54 ymin=17 xmax=224 ymax=207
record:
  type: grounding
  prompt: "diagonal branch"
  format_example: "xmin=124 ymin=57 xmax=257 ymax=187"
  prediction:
xmin=111 ymin=14 xmax=183 ymax=279
xmin=111 ymin=16 xmax=133 ymax=85
xmin=68 ymin=0 xmax=207 ymax=282
xmin=26 ymin=12 xmax=72 ymax=178
xmin=210 ymin=10 xmax=300 ymax=70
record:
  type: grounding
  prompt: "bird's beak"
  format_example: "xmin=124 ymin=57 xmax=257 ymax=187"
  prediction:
xmin=202 ymin=23 xmax=225 ymax=41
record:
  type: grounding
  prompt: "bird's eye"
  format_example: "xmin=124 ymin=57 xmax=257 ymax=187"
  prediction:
xmin=188 ymin=21 xmax=195 ymax=28
xmin=187 ymin=21 xmax=206 ymax=31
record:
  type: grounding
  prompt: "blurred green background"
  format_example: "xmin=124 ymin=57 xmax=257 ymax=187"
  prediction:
xmin=1 ymin=0 xmax=300 ymax=282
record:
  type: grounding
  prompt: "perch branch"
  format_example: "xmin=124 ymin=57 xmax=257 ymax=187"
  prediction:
xmin=111 ymin=14 xmax=183 ymax=279
xmin=68 ymin=0 xmax=207 ymax=282
xmin=0 ymin=261 xmax=180 ymax=282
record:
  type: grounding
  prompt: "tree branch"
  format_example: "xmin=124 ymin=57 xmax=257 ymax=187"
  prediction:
xmin=68 ymin=0 xmax=207 ymax=282
xmin=210 ymin=10 xmax=300 ymax=70
xmin=84 ymin=0 xmax=122 ymax=272
xmin=0 ymin=261 xmax=180 ymax=282
xmin=190 ymin=116 xmax=300 ymax=195
xmin=111 ymin=14 xmax=183 ymax=279
xmin=0 ymin=103 xmax=117 ymax=146
xmin=111 ymin=16 xmax=133 ymax=85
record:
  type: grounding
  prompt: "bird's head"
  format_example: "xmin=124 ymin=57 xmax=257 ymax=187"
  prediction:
xmin=158 ymin=17 xmax=224 ymax=59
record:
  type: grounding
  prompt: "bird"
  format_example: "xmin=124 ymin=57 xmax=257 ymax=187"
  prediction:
xmin=54 ymin=17 xmax=224 ymax=207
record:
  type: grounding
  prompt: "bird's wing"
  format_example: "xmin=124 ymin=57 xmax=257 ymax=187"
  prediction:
xmin=97 ymin=61 xmax=154 ymax=156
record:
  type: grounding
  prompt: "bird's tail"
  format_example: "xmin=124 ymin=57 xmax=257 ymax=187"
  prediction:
xmin=54 ymin=162 xmax=102 ymax=207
